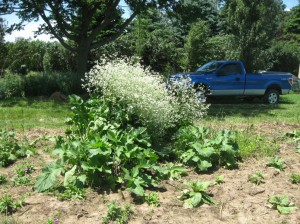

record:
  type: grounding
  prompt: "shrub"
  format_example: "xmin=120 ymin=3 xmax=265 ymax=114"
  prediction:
xmin=24 ymin=71 xmax=74 ymax=96
xmin=83 ymin=56 xmax=208 ymax=139
xmin=0 ymin=73 xmax=24 ymax=99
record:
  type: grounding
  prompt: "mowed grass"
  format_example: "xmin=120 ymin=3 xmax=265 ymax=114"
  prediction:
xmin=0 ymin=98 xmax=70 ymax=130
xmin=0 ymin=93 xmax=299 ymax=131
xmin=202 ymin=93 xmax=300 ymax=126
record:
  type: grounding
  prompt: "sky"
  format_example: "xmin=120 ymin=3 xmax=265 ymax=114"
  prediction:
xmin=2 ymin=0 xmax=299 ymax=42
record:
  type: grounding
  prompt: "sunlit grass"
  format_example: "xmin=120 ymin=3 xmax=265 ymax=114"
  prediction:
xmin=0 ymin=98 xmax=70 ymax=130
xmin=201 ymin=92 xmax=300 ymax=127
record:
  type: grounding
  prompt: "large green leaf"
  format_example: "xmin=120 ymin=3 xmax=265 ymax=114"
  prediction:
xmin=277 ymin=205 xmax=297 ymax=215
xmin=64 ymin=165 xmax=77 ymax=187
xmin=35 ymin=163 xmax=64 ymax=192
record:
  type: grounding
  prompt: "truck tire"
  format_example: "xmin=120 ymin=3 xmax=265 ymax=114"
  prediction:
xmin=264 ymin=89 xmax=279 ymax=104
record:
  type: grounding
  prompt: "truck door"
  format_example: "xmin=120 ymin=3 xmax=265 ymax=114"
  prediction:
xmin=210 ymin=63 xmax=245 ymax=95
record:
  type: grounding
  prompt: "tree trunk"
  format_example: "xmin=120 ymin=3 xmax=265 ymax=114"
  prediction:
xmin=74 ymin=43 xmax=90 ymax=93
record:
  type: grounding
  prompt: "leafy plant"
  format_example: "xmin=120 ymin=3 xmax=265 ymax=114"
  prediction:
xmin=57 ymin=185 xmax=86 ymax=201
xmin=249 ymin=171 xmax=265 ymax=185
xmin=0 ymin=194 xmax=24 ymax=215
xmin=45 ymin=213 xmax=60 ymax=224
xmin=144 ymin=192 xmax=160 ymax=207
xmin=83 ymin=57 xmax=208 ymax=139
xmin=35 ymin=96 xmax=165 ymax=196
xmin=268 ymin=195 xmax=298 ymax=215
xmin=177 ymin=181 xmax=215 ymax=208
xmin=13 ymin=162 xmax=34 ymax=186
xmin=102 ymin=201 xmax=134 ymax=224
xmin=267 ymin=157 xmax=286 ymax=171
xmin=0 ymin=174 xmax=7 ymax=184
xmin=214 ymin=175 xmax=224 ymax=185
xmin=175 ymin=126 xmax=239 ymax=172
xmin=0 ymin=130 xmax=25 ymax=167
xmin=290 ymin=173 xmax=300 ymax=184
xmin=163 ymin=163 xmax=187 ymax=180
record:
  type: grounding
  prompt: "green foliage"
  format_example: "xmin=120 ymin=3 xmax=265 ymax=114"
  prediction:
xmin=0 ymin=130 xmax=28 ymax=167
xmin=249 ymin=171 xmax=265 ymax=185
xmin=45 ymin=214 xmax=60 ymax=224
xmin=102 ymin=201 xmax=134 ymax=224
xmin=177 ymin=181 xmax=215 ymax=208
xmin=268 ymin=195 xmax=298 ymax=215
xmin=84 ymin=57 xmax=208 ymax=139
xmin=35 ymin=163 xmax=65 ymax=192
xmin=13 ymin=162 xmax=34 ymax=186
xmin=284 ymin=5 xmax=300 ymax=41
xmin=0 ymin=73 xmax=24 ymax=99
xmin=290 ymin=173 xmax=300 ymax=184
xmin=144 ymin=192 xmax=160 ymax=207
xmin=0 ymin=174 xmax=7 ymax=184
xmin=268 ymin=41 xmax=300 ymax=76
xmin=163 ymin=163 xmax=187 ymax=180
xmin=214 ymin=175 xmax=224 ymax=185
xmin=0 ymin=194 xmax=24 ymax=215
xmin=236 ymin=130 xmax=279 ymax=159
xmin=267 ymin=157 xmax=286 ymax=171
xmin=223 ymin=0 xmax=284 ymax=71
xmin=184 ymin=21 xmax=212 ymax=71
xmin=6 ymin=39 xmax=46 ymax=73
xmin=174 ymin=126 xmax=239 ymax=172
xmin=57 ymin=185 xmax=86 ymax=201
xmin=35 ymin=96 xmax=165 ymax=196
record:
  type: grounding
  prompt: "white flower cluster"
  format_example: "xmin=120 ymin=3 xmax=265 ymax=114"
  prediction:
xmin=83 ymin=57 xmax=209 ymax=137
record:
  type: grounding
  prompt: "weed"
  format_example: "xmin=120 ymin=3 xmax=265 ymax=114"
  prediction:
xmin=249 ymin=171 xmax=265 ymax=185
xmin=214 ymin=175 xmax=225 ymax=185
xmin=45 ymin=213 xmax=60 ymax=224
xmin=0 ymin=194 xmax=24 ymax=215
xmin=236 ymin=131 xmax=279 ymax=158
xmin=0 ymin=174 xmax=7 ymax=184
xmin=13 ymin=162 xmax=34 ymax=186
xmin=268 ymin=195 xmax=298 ymax=215
xmin=57 ymin=185 xmax=86 ymax=201
xmin=290 ymin=173 xmax=300 ymax=184
xmin=144 ymin=192 xmax=160 ymax=207
xmin=177 ymin=181 xmax=215 ymax=208
xmin=102 ymin=201 xmax=134 ymax=224
xmin=267 ymin=157 xmax=286 ymax=171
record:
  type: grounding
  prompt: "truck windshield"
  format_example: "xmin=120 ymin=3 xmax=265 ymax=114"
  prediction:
xmin=196 ymin=62 xmax=223 ymax=73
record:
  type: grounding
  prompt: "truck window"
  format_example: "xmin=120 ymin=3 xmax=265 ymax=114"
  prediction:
xmin=217 ymin=64 xmax=243 ymax=76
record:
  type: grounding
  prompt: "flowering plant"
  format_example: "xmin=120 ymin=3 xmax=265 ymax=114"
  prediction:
xmin=83 ymin=57 xmax=208 ymax=138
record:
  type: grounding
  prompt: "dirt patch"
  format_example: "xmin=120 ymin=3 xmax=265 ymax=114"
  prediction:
xmin=1 ymin=124 xmax=300 ymax=224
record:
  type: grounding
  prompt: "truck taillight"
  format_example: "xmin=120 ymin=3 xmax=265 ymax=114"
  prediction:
xmin=288 ymin=77 xmax=293 ymax=85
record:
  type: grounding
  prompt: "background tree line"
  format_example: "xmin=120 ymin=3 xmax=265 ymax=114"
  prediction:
xmin=0 ymin=0 xmax=299 ymax=97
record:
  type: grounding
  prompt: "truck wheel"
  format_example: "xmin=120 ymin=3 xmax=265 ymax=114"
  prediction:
xmin=264 ymin=89 xmax=279 ymax=104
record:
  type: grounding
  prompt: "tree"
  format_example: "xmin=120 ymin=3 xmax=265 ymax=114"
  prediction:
xmin=167 ymin=0 xmax=221 ymax=36
xmin=284 ymin=5 xmax=300 ymax=41
xmin=223 ymin=0 xmax=285 ymax=72
xmin=0 ymin=0 xmax=172 ymax=90
xmin=0 ymin=17 xmax=7 ymax=75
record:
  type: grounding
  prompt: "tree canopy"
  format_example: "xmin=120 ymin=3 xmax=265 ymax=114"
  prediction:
xmin=0 ymin=0 xmax=175 ymax=89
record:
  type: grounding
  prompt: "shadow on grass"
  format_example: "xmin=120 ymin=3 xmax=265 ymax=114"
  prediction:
xmin=0 ymin=97 xmax=68 ymax=109
xmin=206 ymin=95 xmax=296 ymax=119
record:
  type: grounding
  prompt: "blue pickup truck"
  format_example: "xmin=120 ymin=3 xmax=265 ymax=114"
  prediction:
xmin=170 ymin=60 xmax=294 ymax=104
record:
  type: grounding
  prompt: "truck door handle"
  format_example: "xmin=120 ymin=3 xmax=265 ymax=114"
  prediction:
xmin=236 ymin=77 xmax=240 ymax=81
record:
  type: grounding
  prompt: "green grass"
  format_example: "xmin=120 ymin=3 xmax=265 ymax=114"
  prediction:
xmin=0 ymin=98 xmax=70 ymax=130
xmin=202 ymin=93 xmax=300 ymax=126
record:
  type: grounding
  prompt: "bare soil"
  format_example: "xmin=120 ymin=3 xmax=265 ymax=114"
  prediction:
xmin=1 ymin=123 xmax=300 ymax=224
